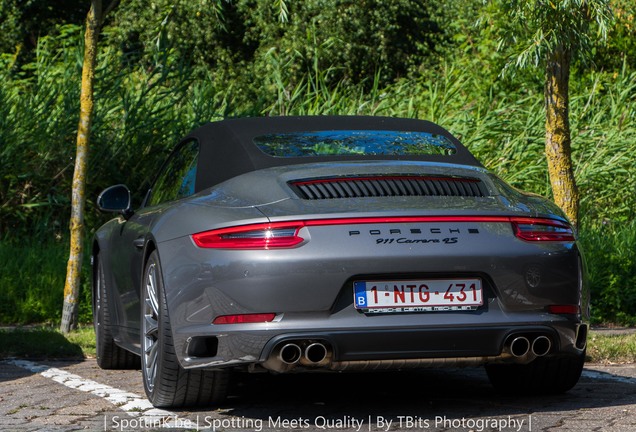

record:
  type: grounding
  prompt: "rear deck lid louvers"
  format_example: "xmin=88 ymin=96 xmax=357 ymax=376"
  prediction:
xmin=289 ymin=175 xmax=489 ymax=200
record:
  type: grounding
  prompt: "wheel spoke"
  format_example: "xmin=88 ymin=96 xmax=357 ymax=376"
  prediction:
xmin=144 ymin=296 xmax=158 ymax=321
xmin=146 ymin=265 xmax=160 ymax=316
xmin=144 ymin=314 xmax=158 ymax=338
xmin=149 ymin=349 xmax=158 ymax=384
xmin=147 ymin=340 xmax=158 ymax=365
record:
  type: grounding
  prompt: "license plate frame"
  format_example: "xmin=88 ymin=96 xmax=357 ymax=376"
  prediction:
xmin=353 ymin=278 xmax=483 ymax=313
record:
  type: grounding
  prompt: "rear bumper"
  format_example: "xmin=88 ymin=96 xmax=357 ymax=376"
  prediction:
xmin=176 ymin=318 xmax=587 ymax=371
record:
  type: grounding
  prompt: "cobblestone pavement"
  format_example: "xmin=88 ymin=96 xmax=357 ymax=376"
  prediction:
xmin=1 ymin=359 xmax=635 ymax=432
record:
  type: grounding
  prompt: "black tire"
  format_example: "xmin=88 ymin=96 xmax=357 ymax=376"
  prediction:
xmin=141 ymin=250 xmax=230 ymax=408
xmin=486 ymin=351 xmax=585 ymax=395
xmin=94 ymin=254 xmax=141 ymax=369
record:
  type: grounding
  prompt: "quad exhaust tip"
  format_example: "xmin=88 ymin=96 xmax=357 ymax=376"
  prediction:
xmin=278 ymin=343 xmax=303 ymax=365
xmin=509 ymin=336 xmax=531 ymax=357
xmin=272 ymin=334 xmax=553 ymax=372
xmin=531 ymin=335 xmax=552 ymax=357
xmin=304 ymin=342 xmax=328 ymax=364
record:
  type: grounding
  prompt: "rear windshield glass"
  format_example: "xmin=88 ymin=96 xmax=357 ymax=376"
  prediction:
xmin=253 ymin=130 xmax=457 ymax=157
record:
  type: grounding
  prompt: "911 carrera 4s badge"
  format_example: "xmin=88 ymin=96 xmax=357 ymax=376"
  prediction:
xmin=375 ymin=237 xmax=458 ymax=245
xmin=354 ymin=279 xmax=483 ymax=312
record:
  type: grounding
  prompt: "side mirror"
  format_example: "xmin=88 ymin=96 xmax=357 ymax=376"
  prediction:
xmin=97 ymin=184 xmax=133 ymax=218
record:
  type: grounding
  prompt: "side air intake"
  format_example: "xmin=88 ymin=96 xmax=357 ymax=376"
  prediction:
xmin=290 ymin=175 xmax=489 ymax=200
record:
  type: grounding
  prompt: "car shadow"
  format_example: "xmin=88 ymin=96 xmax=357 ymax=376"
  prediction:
xmin=0 ymin=327 xmax=85 ymax=361
xmin=0 ymin=327 xmax=86 ymax=383
xmin=200 ymin=366 xmax=636 ymax=423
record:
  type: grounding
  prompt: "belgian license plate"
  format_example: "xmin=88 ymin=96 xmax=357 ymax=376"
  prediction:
xmin=354 ymin=278 xmax=483 ymax=312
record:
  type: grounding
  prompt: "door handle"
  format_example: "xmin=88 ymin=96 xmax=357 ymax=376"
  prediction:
xmin=133 ymin=238 xmax=145 ymax=249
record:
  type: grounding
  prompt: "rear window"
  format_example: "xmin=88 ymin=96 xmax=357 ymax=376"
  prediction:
xmin=253 ymin=130 xmax=457 ymax=157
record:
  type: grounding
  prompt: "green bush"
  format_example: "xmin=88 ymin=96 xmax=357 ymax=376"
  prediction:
xmin=108 ymin=0 xmax=443 ymax=90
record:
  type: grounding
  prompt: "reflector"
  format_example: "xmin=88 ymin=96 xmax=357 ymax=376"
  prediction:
xmin=548 ymin=305 xmax=580 ymax=315
xmin=213 ymin=313 xmax=276 ymax=324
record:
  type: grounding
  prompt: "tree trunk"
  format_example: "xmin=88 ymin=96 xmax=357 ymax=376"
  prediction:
xmin=60 ymin=0 xmax=102 ymax=333
xmin=544 ymin=45 xmax=579 ymax=230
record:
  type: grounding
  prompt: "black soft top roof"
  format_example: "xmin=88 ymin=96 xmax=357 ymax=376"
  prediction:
xmin=187 ymin=116 xmax=482 ymax=190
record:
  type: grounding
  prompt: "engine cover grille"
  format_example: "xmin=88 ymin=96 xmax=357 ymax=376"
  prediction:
xmin=290 ymin=175 xmax=488 ymax=200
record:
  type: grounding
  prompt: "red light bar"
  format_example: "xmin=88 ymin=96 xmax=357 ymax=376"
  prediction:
xmin=212 ymin=313 xmax=277 ymax=324
xmin=192 ymin=216 xmax=574 ymax=249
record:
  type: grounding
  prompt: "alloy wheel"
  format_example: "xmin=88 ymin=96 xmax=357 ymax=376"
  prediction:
xmin=142 ymin=262 xmax=160 ymax=391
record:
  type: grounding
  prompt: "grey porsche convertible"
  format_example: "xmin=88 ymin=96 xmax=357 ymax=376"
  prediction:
xmin=93 ymin=116 xmax=588 ymax=408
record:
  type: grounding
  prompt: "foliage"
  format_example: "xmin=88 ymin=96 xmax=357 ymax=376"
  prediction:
xmin=107 ymin=0 xmax=443 ymax=94
xmin=0 ymin=25 xmax=233 ymax=238
xmin=591 ymin=0 xmax=636 ymax=71
xmin=0 ymin=238 xmax=92 ymax=324
xmin=570 ymin=65 xmax=636 ymax=222
xmin=580 ymin=220 xmax=636 ymax=325
xmin=482 ymin=0 xmax=612 ymax=72
xmin=0 ymin=0 xmax=87 ymax=66
xmin=0 ymin=0 xmax=635 ymax=325
xmin=0 ymin=25 xmax=82 ymax=238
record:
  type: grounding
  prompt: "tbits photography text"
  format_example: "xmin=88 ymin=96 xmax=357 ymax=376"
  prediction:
xmin=107 ymin=414 xmax=533 ymax=432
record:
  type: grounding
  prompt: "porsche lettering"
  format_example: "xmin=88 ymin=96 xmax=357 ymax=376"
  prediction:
xmin=349 ymin=227 xmax=478 ymax=236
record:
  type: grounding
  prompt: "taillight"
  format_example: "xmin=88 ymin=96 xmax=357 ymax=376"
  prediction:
xmin=192 ymin=222 xmax=305 ymax=249
xmin=511 ymin=218 xmax=575 ymax=242
xmin=192 ymin=216 xmax=574 ymax=249
xmin=213 ymin=313 xmax=277 ymax=324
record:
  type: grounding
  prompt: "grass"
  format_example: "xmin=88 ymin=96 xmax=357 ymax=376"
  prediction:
xmin=0 ymin=326 xmax=632 ymax=364
xmin=0 ymin=239 xmax=93 ymax=325
xmin=0 ymin=325 xmax=95 ymax=360
xmin=587 ymin=331 xmax=636 ymax=365
xmin=0 ymin=240 xmax=68 ymax=324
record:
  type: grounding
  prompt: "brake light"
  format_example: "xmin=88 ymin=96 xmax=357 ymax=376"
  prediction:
xmin=192 ymin=222 xmax=305 ymax=249
xmin=213 ymin=313 xmax=276 ymax=324
xmin=511 ymin=218 xmax=575 ymax=242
